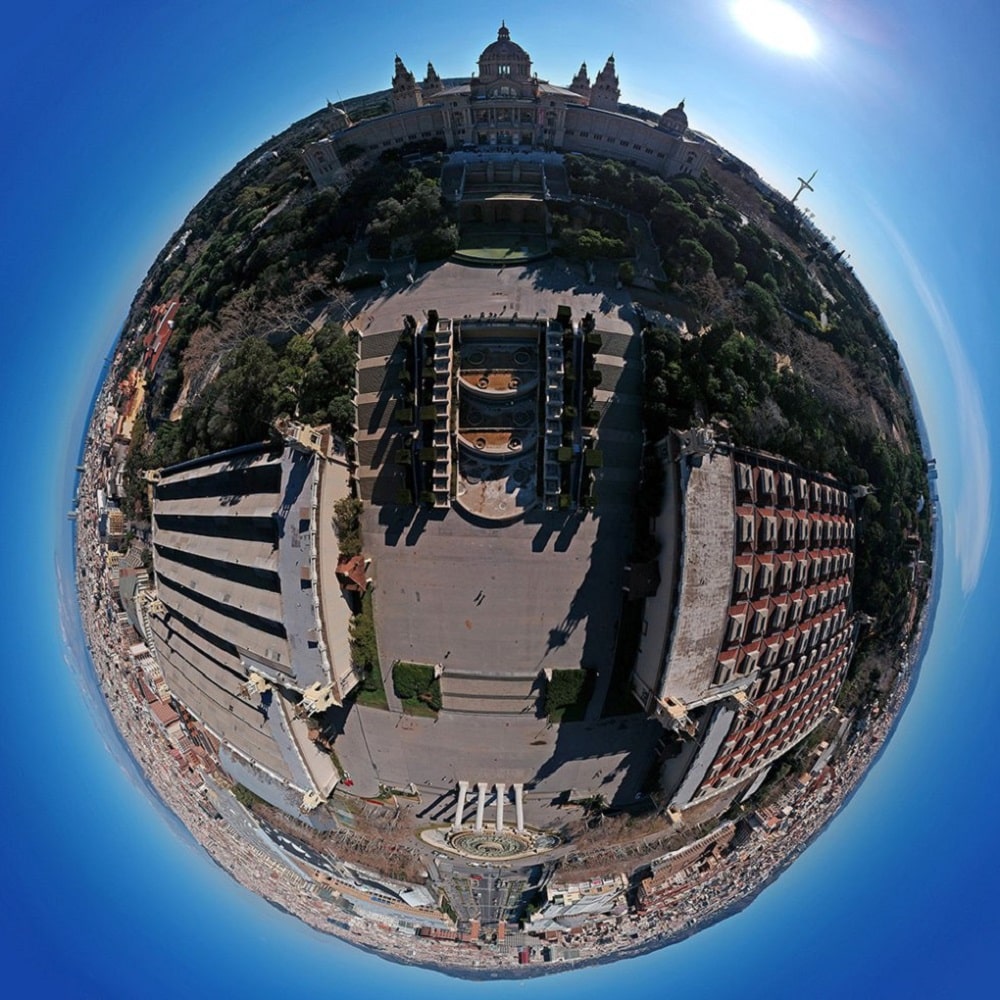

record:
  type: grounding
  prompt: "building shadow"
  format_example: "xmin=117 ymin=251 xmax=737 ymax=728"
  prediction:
xmin=363 ymin=343 xmax=407 ymax=432
xmin=376 ymin=502 xmax=417 ymax=547
xmin=553 ymin=514 xmax=583 ymax=552
xmin=523 ymin=506 xmax=578 ymax=552
xmin=530 ymin=713 xmax=662 ymax=809
xmin=521 ymin=259 xmax=587 ymax=296
xmin=405 ymin=504 xmax=449 ymax=546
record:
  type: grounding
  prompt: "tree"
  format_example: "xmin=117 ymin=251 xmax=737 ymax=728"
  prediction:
xmin=327 ymin=395 xmax=355 ymax=437
xmin=415 ymin=223 xmax=459 ymax=261
xmin=333 ymin=497 xmax=363 ymax=557
xmin=650 ymin=198 xmax=702 ymax=249
xmin=321 ymin=335 xmax=357 ymax=388
xmin=313 ymin=321 xmax=345 ymax=354
xmin=559 ymin=227 xmax=628 ymax=260
xmin=700 ymin=219 xmax=740 ymax=278
xmin=393 ymin=661 xmax=435 ymax=699
xmin=743 ymin=280 xmax=780 ymax=334
xmin=203 ymin=337 xmax=281 ymax=448
xmin=232 ymin=783 xmax=262 ymax=809
xmin=672 ymin=238 xmax=713 ymax=281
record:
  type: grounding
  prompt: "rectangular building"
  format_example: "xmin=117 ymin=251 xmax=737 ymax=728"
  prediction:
xmin=632 ymin=430 xmax=857 ymax=815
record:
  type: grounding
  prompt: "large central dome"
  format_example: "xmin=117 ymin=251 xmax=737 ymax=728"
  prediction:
xmin=477 ymin=22 xmax=532 ymax=80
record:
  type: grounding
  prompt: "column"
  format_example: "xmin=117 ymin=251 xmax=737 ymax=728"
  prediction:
xmin=513 ymin=782 xmax=525 ymax=833
xmin=475 ymin=781 xmax=487 ymax=832
xmin=495 ymin=782 xmax=506 ymax=833
xmin=454 ymin=780 xmax=469 ymax=832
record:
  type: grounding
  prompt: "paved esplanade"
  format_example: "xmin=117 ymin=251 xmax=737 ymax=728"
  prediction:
xmin=354 ymin=257 xmax=637 ymax=334
xmin=336 ymin=705 xmax=662 ymax=830
xmin=358 ymin=260 xmax=637 ymax=683
xmin=333 ymin=258 xmax=665 ymax=830
xmin=370 ymin=505 xmax=618 ymax=680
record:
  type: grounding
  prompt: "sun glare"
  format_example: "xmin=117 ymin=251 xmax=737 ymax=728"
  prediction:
xmin=731 ymin=0 xmax=820 ymax=58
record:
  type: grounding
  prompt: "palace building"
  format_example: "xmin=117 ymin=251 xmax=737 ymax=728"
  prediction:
xmin=302 ymin=24 xmax=710 ymax=188
xmin=140 ymin=27 xmax=856 ymax=850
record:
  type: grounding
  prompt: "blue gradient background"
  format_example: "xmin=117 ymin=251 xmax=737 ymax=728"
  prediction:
xmin=1 ymin=3 xmax=996 ymax=997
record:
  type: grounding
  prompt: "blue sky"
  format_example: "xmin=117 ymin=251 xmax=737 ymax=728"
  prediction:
xmin=1 ymin=2 xmax=997 ymax=996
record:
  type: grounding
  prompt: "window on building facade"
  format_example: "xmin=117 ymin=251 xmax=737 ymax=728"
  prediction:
xmin=713 ymin=661 xmax=733 ymax=686
xmin=727 ymin=612 xmax=745 ymax=645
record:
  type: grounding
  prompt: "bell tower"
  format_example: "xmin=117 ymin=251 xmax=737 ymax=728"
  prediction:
xmin=569 ymin=62 xmax=591 ymax=101
xmin=423 ymin=61 xmax=443 ymax=98
xmin=391 ymin=55 xmax=423 ymax=112
xmin=589 ymin=55 xmax=620 ymax=111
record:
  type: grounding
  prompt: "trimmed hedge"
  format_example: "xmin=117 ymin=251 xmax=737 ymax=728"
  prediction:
xmin=545 ymin=669 xmax=593 ymax=721
xmin=393 ymin=661 xmax=442 ymax=712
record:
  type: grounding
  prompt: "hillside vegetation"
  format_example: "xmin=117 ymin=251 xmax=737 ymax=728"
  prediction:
xmin=114 ymin=115 xmax=930 ymax=700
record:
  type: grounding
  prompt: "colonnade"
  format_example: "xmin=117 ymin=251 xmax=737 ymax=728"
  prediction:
xmin=454 ymin=780 xmax=525 ymax=833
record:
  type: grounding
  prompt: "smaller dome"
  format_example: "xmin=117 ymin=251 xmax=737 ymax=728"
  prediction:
xmin=659 ymin=100 xmax=688 ymax=134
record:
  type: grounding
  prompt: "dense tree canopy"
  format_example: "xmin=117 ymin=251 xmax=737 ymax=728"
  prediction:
xmin=144 ymin=321 xmax=357 ymax=469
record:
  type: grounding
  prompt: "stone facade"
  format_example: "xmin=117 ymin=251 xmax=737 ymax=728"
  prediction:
xmin=147 ymin=436 xmax=356 ymax=816
xmin=302 ymin=24 xmax=711 ymax=188
xmin=631 ymin=430 xmax=858 ymax=814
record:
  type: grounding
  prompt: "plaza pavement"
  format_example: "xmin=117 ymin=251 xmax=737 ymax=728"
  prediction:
xmin=329 ymin=257 xmax=664 ymax=825
xmin=355 ymin=258 xmax=643 ymax=700
xmin=351 ymin=257 xmax=637 ymax=338
xmin=333 ymin=702 xmax=663 ymax=829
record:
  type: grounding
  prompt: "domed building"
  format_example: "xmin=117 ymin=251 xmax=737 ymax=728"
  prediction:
xmin=303 ymin=24 xmax=712 ymax=187
xmin=131 ymin=29 xmax=862 ymax=945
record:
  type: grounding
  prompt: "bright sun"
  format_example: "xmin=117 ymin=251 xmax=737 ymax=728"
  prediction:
xmin=731 ymin=0 xmax=819 ymax=58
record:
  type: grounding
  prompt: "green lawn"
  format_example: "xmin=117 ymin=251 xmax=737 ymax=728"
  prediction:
xmin=351 ymin=589 xmax=388 ymax=709
xmin=455 ymin=226 xmax=549 ymax=263
xmin=400 ymin=698 xmax=439 ymax=718
xmin=354 ymin=667 xmax=389 ymax=710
